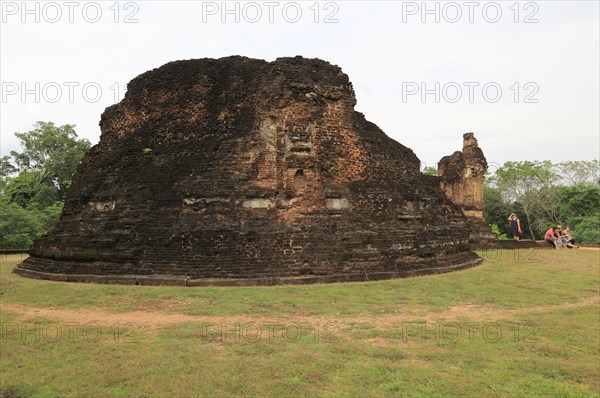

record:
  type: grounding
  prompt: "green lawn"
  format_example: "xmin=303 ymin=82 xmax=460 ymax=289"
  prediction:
xmin=1 ymin=249 xmax=599 ymax=397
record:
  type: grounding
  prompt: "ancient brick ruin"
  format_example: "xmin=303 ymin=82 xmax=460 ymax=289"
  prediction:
xmin=15 ymin=56 xmax=482 ymax=286
xmin=437 ymin=133 xmax=497 ymax=246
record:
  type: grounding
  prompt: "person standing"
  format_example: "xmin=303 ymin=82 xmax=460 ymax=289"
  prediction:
xmin=508 ymin=213 xmax=522 ymax=241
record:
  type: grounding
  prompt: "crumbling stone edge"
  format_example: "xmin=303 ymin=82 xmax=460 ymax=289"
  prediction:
xmin=12 ymin=257 xmax=483 ymax=287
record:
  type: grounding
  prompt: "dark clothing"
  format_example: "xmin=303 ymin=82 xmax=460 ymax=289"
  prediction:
xmin=509 ymin=219 xmax=519 ymax=238
xmin=561 ymin=232 xmax=576 ymax=246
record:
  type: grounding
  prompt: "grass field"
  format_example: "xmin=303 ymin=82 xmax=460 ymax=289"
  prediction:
xmin=1 ymin=248 xmax=599 ymax=397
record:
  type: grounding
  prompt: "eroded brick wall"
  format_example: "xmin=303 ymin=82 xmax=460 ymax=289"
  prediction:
xmin=17 ymin=56 xmax=480 ymax=284
xmin=438 ymin=133 xmax=497 ymax=245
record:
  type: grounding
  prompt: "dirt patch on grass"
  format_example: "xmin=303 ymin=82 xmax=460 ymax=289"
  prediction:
xmin=2 ymin=295 xmax=598 ymax=330
xmin=415 ymin=295 xmax=600 ymax=324
xmin=1 ymin=303 xmax=261 ymax=327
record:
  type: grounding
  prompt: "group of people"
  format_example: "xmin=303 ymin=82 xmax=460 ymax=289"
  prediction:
xmin=544 ymin=225 xmax=579 ymax=249
xmin=507 ymin=213 xmax=579 ymax=249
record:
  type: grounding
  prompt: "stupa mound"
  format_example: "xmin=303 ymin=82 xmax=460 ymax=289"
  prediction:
xmin=15 ymin=56 xmax=482 ymax=286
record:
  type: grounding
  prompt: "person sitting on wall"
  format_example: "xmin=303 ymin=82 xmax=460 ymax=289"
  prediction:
xmin=555 ymin=226 xmax=565 ymax=249
xmin=560 ymin=226 xmax=579 ymax=248
xmin=508 ymin=213 xmax=522 ymax=241
xmin=544 ymin=226 xmax=562 ymax=249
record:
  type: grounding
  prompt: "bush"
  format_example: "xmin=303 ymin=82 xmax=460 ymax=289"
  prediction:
xmin=569 ymin=213 xmax=600 ymax=245
xmin=490 ymin=224 xmax=508 ymax=239
xmin=0 ymin=201 xmax=45 ymax=249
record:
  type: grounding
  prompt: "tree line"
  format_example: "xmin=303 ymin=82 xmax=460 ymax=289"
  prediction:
xmin=484 ymin=160 xmax=599 ymax=244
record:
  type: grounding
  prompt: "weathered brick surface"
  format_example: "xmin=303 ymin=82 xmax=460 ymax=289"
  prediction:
xmin=15 ymin=56 xmax=481 ymax=285
xmin=438 ymin=133 xmax=497 ymax=245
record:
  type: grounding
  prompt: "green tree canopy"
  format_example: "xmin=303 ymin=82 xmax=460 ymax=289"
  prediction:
xmin=422 ymin=166 xmax=438 ymax=176
xmin=488 ymin=161 xmax=558 ymax=239
xmin=1 ymin=121 xmax=91 ymax=249
xmin=485 ymin=160 xmax=599 ymax=243
xmin=556 ymin=160 xmax=599 ymax=185
xmin=10 ymin=121 xmax=91 ymax=198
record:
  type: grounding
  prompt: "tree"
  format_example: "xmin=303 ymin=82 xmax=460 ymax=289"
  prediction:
xmin=10 ymin=121 xmax=91 ymax=199
xmin=555 ymin=160 xmax=599 ymax=186
xmin=555 ymin=183 xmax=600 ymax=219
xmin=555 ymin=183 xmax=600 ymax=245
xmin=489 ymin=161 xmax=558 ymax=239
xmin=0 ymin=156 xmax=17 ymax=194
xmin=569 ymin=213 xmax=600 ymax=245
xmin=0 ymin=198 xmax=45 ymax=249
xmin=0 ymin=121 xmax=90 ymax=248
xmin=0 ymin=155 xmax=16 ymax=178
xmin=485 ymin=161 xmax=599 ymax=243
xmin=422 ymin=166 xmax=438 ymax=176
xmin=483 ymin=186 xmax=511 ymax=235
xmin=423 ymin=166 xmax=437 ymax=176
xmin=4 ymin=171 xmax=48 ymax=208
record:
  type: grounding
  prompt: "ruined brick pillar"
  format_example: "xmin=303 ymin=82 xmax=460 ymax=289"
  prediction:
xmin=438 ymin=133 xmax=497 ymax=245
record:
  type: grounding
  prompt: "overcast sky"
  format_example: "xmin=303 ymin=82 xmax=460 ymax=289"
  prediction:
xmin=1 ymin=0 xmax=599 ymax=171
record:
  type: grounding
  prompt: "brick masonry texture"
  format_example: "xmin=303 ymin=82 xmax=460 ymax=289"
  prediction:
xmin=15 ymin=56 xmax=482 ymax=286
xmin=437 ymin=133 xmax=498 ymax=246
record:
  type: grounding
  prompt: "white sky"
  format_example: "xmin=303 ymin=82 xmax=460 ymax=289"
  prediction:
xmin=1 ymin=0 xmax=599 ymax=171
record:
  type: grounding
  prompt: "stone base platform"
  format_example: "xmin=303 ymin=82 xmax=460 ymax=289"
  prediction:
xmin=13 ymin=257 xmax=483 ymax=287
